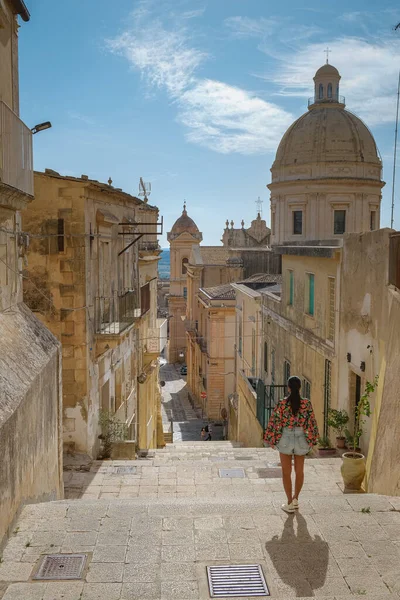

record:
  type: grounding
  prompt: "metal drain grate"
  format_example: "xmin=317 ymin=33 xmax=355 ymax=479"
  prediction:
xmin=219 ymin=468 xmax=245 ymax=479
xmin=257 ymin=468 xmax=281 ymax=479
xmin=207 ymin=564 xmax=269 ymax=597
xmin=34 ymin=554 xmax=87 ymax=580
xmin=110 ymin=466 xmax=137 ymax=474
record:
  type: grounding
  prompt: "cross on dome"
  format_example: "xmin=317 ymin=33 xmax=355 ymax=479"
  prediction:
xmin=324 ymin=46 xmax=331 ymax=64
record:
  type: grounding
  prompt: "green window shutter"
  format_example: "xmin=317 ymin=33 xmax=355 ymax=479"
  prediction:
xmin=309 ymin=274 xmax=315 ymax=316
xmin=289 ymin=271 xmax=294 ymax=305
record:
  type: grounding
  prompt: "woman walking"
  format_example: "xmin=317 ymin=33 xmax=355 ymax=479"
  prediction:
xmin=264 ymin=376 xmax=319 ymax=513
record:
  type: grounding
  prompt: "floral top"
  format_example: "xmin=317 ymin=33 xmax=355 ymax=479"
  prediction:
xmin=264 ymin=398 xmax=319 ymax=448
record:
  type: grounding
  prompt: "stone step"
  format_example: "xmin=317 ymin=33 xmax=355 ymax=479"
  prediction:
xmin=3 ymin=492 xmax=399 ymax=600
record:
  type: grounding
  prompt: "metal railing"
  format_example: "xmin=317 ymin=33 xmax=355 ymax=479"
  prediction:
xmin=0 ymin=101 xmax=33 ymax=196
xmin=308 ymin=95 xmax=345 ymax=107
xmin=95 ymin=289 xmax=140 ymax=334
xmin=139 ymin=240 xmax=160 ymax=252
xmin=256 ymin=382 xmax=287 ymax=430
xmin=197 ymin=335 xmax=207 ymax=353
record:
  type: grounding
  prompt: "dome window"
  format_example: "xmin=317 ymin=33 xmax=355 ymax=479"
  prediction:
xmin=327 ymin=83 xmax=333 ymax=99
xmin=318 ymin=84 xmax=324 ymax=99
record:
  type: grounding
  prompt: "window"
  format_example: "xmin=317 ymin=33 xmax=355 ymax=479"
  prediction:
xmin=264 ymin=342 xmax=268 ymax=374
xmin=324 ymin=360 xmax=332 ymax=437
xmin=183 ymin=287 xmax=187 ymax=299
xmin=334 ymin=210 xmax=346 ymax=234
xmin=327 ymin=83 xmax=332 ymax=98
xmin=287 ymin=270 xmax=294 ymax=306
xmin=306 ymin=273 xmax=315 ymax=316
xmin=182 ymin=257 xmax=188 ymax=274
xmin=251 ymin=329 xmax=256 ymax=375
xmin=140 ymin=283 xmax=150 ymax=315
xmin=238 ymin=320 xmax=242 ymax=356
xmin=271 ymin=211 xmax=276 ymax=235
xmin=370 ymin=211 xmax=376 ymax=231
xmin=303 ymin=378 xmax=311 ymax=400
xmin=284 ymin=360 xmax=291 ymax=384
xmin=293 ymin=211 xmax=303 ymax=235
xmin=57 ymin=218 xmax=65 ymax=252
xmin=319 ymin=83 xmax=324 ymax=99
xmin=327 ymin=277 xmax=335 ymax=342
xmin=271 ymin=349 xmax=276 ymax=385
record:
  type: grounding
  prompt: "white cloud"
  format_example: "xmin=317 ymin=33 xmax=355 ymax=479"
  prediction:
xmin=108 ymin=15 xmax=293 ymax=154
xmin=224 ymin=16 xmax=277 ymax=39
xmin=67 ymin=111 xmax=95 ymax=126
xmin=264 ymin=37 xmax=400 ymax=126
xmin=108 ymin=24 xmax=207 ymax=96
xmin=180 ymin=79 xmax=293 ymax=154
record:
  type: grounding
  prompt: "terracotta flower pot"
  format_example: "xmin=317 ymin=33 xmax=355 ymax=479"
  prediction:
xmin=341 ymin=452 xmax=366 ymax=491
xmin=336 ymin=436 xmax=346 ymax=449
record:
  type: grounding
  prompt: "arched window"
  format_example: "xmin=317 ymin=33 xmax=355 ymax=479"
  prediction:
xmin=327 ymin=83 xmax=332 ymax=98
xmin=182 ymin=257 xmax=188 ymax=274
xmin=318 ymin=83 xmax=324 ymax=99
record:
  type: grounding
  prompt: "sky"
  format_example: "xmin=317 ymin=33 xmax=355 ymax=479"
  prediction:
xmin=19 ymin=0 xmax=400 ymax=246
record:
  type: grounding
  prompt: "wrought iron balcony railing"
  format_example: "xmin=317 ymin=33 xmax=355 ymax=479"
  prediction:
xmin=0 ymin=101 xmax=33 ymax=196
xmin=308 ymin=95 xmax=345 ymax=107
xmin=95 ymin=289 xmax=140 ymax=334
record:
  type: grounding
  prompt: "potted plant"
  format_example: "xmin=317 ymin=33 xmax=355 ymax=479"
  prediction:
xmin=317 ymin=436 xmax=336 ymax=457
xmin=341 ymin=376 xmax=378 ymax=492
xmin=327 ymin=409 xmax=349 ymax=449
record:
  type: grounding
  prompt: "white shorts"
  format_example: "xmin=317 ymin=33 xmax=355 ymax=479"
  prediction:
xmin=276 ymin=426 xmax=310 ymax=456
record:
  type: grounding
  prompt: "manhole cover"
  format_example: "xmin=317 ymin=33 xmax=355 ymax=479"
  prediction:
xmin=235 ymin=456 xmax=253 ymax=460
xmin=207 ymin=564 xmax=269 ymax=597
xmin=109 ymin=466 xmax=137 ymax=474
xmin=219 ymin=468 xmax=245 ymax=479
xmin=257 ymin=468 xmax=281 ymax=479
xmin=33 ymin=554 xmax=87 ymax=580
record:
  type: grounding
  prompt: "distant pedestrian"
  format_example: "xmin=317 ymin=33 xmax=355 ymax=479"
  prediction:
xmin=201 ymin=424 xmax=212 ymax=441
xmin=264 ymin=376 xmax=319 ymax=514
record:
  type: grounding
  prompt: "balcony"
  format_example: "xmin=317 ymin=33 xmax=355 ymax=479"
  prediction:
xmin=0 ymin=101 xmax=33 ymax=198
xmin=139 ymin=240 xmax=160 ymax=253
xmin=146 ymin=318 xmax=168 ymax=354
xmin=308 ymin=95 xmax=345 ymax=108
xmin=196 ymin=334 xmax=207 ymax=353
xmin=95 ymin=290 xmax=140 ymax=335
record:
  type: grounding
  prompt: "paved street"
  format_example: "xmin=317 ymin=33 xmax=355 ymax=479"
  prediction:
xmin=160 ymin=361 xmax=224 ymax=443
xmin=3 ymin=443 xmax=400 ymax=599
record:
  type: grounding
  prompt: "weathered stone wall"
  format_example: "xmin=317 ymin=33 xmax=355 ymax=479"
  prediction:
xmin=366 ymin=288 xmax=400 ymax=495
xmin=0 ymin=304 xmax=63 ymax=549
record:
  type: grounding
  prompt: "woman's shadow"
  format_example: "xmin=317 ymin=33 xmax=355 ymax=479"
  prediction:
xmin=264 ymin=512 xmax=329 ymax=597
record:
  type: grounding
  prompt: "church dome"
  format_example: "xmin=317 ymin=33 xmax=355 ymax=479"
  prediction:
xmin=314 ymin=63 xmax=339 ymax=78
xmin=274 ymin=107 xmax=381 ymax=169
xmin=272 ymin=63 xmax=381 ymax=178
xmin=168 ymin=203 xmax=201 ymax=240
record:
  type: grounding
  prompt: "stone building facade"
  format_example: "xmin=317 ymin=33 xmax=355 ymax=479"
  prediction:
xmin=22 ymin=170 xmax=164 ymax=457
xmin=186 ymin=283 xmax=236 ymax=421
xmin=167 ymin=204 xmax=202 ymax=363
xmin=0 ymin=1 xmax=63 ymax=548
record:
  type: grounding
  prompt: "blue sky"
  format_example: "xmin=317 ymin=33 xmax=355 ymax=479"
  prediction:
xmin=20 ymin=0 xmax=400 ymax=246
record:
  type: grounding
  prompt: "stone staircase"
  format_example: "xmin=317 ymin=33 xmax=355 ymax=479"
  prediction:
xmin=1 ymin=441 xmax=400 ymax=599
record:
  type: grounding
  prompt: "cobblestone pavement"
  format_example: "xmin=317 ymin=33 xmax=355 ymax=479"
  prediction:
xmin=160 ymin=361 xmax=223 ymax=442
xmin=3 ymin=443 xmax=400 ymax=599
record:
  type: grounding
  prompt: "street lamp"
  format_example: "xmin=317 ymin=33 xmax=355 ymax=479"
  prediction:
xmin=31 ymin=121 xmax=52 ymax=135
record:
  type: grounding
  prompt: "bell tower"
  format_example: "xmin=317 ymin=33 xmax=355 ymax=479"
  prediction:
xmin=167 ymin=203 xmax=202 ymax=363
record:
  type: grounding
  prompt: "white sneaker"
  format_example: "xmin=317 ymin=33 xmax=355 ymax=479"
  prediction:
xmin=292 ymin=498 xmax=299 ymax=509
xmin=281 ymin=503 xmax=295 ymax=514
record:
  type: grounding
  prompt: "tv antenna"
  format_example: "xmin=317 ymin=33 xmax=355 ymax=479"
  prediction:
xmin=139 ymin=177 xmax=151 ymax=203
xmin=255 ymin=196 xmax=263 ymax=217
